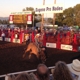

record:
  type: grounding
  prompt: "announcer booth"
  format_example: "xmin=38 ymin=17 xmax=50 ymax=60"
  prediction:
xmin=9 ymin=11 xmax=33 ymax=43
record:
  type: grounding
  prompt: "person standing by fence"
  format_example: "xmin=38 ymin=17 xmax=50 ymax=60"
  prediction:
xmin=1 ymin=32 xmax=5 ymax=41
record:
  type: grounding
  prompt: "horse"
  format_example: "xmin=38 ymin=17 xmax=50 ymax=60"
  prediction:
xmin=23 ymin=42 xmax=46 ymax=63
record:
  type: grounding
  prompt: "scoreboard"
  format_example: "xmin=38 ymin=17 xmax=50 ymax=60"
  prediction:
xmin=13 ymin=15 xmax=27 ymax=24
xmin=9 ymin=11 xmax=32 ymax=24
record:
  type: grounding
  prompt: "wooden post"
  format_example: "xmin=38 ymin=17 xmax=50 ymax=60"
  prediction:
xmin=53 ymin=0 xmax=56 ymax=27
xmin=41 ymin=0 xmax=45 ymax=32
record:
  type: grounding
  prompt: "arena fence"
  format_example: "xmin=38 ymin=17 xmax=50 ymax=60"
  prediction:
xmin=0 ymin=29 xmax=80 ymax=52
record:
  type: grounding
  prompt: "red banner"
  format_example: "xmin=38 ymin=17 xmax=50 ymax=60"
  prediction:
xmin=27 ymin=14 xmax=32 ymax=24
xmin=9 ymin=15 xmax=13 ymax=24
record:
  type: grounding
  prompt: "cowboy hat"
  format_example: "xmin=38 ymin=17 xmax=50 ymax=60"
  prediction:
xmin=68 ymin=59 xmax=80 ymax=75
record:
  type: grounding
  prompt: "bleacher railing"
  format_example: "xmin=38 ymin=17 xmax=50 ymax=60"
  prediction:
xmin=0 ymin=66 xmax=55 ymax=80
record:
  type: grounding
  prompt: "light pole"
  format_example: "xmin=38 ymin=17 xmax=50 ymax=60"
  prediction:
xmin=32 ymin=11 xmax=35 ymax=27
xmin=41 ymin=0 xmax=45 ymax=32
xmin=53 ymin=0 xmax=56 ymax=27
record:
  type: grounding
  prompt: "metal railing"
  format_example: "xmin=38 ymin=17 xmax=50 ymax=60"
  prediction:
xmin=0 ymin=66 xmax=55 ymax=78
xmin=1 ymin=63 xmax=80 ymax=80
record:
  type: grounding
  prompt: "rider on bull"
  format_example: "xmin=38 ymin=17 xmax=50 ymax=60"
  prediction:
xmin=40 ymin=29 xmax=48 ymax=59
xmin=34 ymin=28 xmax=48 ymax=59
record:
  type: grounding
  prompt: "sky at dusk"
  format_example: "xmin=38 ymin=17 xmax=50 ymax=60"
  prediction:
xmin=0 ymin=0 xmax=80 ymax=17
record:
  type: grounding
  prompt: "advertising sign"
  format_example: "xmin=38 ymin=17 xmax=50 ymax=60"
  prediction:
xmin=78 ymin=46 xmax=80 ymax=52
xmin=46 ymin=43 xmax=56 ymax=48
xmin=9 ymin=15 xmax=13 ymax=24
xmin=61 ymin=44 xmax=73 ymax=51
xmin=9 ymin=11 xmax=32 ymax=24
xmin=27 ymin=14 xmax=32 ymax=24
xmin=13 ymin=15 xmax=27 ymax=24
xmin=35 ymin=4 xmax=63 ymax=14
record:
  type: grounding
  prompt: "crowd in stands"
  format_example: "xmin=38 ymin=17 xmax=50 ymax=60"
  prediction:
xmin=0 ymin=25 xmax=80 ymax=44
xmin=6 ymin=60 xmax=80 ymax=80
xmin=27 ymin=27 xmax=80 ymax=46
xmin=1 ymin=25 xmax=80 ymax=51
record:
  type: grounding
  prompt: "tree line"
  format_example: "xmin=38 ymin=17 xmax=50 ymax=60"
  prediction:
xmin=55 ymin=4 xmax=80 ymax=26
xmin=0 ymin=20 xmax=9 ymax=24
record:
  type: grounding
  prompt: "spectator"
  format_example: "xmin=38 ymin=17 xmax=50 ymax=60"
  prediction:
xmin=1 ymin=32 xmax=5 ymax=41
xmin=53 ymin=29 xmax=58 ymax=37
xmin=29 ymin=73 xmax=38 ymax=80
xmin=69 ymin=59 xmax=80 ymax=80
xmin=53 ymin=61 xmax=73 ymax=80
xmin=15 ymin=73 xmax=30 ymax=80
xmin=38 ymin=28 xmax=41 ymax=33
xmin=5 ymin=74 xmax=15 ymax=80
xmin=36 ymin=64 xmax=50 ymax=80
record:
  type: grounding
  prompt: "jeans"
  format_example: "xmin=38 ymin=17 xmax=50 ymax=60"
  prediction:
xmin=2 ymin=37 xmax=5 ymax=41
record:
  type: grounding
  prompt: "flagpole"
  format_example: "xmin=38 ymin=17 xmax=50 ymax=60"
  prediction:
xmin=53 ymin=0 xmax=56 ymax=27
xmin=41 ymin=0 xmax=45 ymax=32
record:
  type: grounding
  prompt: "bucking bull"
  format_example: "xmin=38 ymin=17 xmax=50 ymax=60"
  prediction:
xmin=23 ymin=42 xmax=46 ymax=63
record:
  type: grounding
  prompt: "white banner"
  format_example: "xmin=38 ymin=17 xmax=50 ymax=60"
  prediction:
xmin=5 ymin=38 xmax=11 ymax=42
xmin=0 ymin=37 xmax=2 ymax=41
xmin=35 ymin=4 xmax=63 ymax=14
xmin=61 ymin=44 xmax=73 ymax=51
xmin=78 ymin=46 xmax=80 ymax=51
xmin=9 ymin=21 xmax=13 ymax=24
xmin=13 ymin=39 xmax=20 ymax=43
xmin=46 ymin=43 xmax=56 ymax=48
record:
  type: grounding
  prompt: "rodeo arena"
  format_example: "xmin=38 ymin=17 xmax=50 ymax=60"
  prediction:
xmin=0 ymin=2 xmax=80 ymax=80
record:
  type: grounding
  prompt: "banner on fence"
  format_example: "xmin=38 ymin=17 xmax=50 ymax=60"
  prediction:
xmin=61 ymin=44 xmax=73 ymax=51
xmin=13 ymin=39 xmax=20 ymax=43
xmin=46 ymin=43 xmax=56 ymax=48
xmin=78 ymin=46 xmax=80 ymax=51
xmin=5 ymin=38 xmax=11 ymax=42
xmin=0 ymin=37 xmax=2 ymax=41
xmin=27 ymin=14 xmax=32 ymax=24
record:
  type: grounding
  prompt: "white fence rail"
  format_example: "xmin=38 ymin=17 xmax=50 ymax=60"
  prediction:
xmin=0 ymin=66 xmax=55 ymax=78
xmin=0 ymin=63 xmax=80 ymax=80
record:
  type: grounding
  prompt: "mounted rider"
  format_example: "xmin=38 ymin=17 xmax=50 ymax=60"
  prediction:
xmin=34 ymin=28 xmax=47 ymax=60
xmin=34 ymin=30 xmax=41 ymax=51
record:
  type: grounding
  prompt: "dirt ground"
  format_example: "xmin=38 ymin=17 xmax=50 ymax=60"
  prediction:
xmin=0 ymin=41 xmax=80 ymax=75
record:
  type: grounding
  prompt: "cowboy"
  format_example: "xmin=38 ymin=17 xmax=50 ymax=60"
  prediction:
xmin=68 ymin=59 xmax=80 ymax=80
xmin=39 ymin=29 xmax=48 ymax=59
xmin=34 ymin=32 xmax=41 ymax=50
